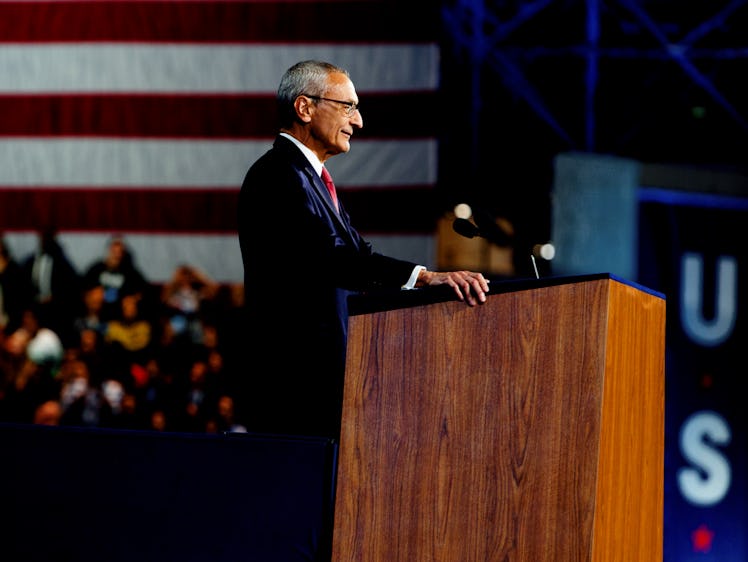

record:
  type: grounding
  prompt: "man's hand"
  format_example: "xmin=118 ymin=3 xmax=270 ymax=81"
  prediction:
xmin=416 ymin=269 xmax=490 ymax=306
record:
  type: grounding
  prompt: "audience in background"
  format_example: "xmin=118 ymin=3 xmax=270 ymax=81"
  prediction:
xmin=0 ymin=234 xmax=248 ymax=434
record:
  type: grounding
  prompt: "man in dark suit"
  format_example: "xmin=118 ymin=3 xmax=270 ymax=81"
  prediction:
xmin=238 ymin=60 xmax=489 ymax=440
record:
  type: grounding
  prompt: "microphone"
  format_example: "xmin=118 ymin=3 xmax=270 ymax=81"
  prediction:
xmin=472 ymin=208 xmax=512 ymax=247
xmin=452 ymin=214 xmax=512 ymax=247
xmin=452 ymin=218 xmax=481 ymax=239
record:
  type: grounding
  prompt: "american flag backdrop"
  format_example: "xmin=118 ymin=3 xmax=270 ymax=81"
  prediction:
xmin=0 ymin=0 xmax=442 ymax=283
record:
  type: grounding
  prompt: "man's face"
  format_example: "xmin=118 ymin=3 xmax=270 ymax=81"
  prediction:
xmin=308 ymin=72 xmax=363 ymax=160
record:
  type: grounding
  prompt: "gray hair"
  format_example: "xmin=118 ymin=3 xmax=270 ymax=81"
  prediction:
xmin=276 ymin=60 xmax=349 ymax=128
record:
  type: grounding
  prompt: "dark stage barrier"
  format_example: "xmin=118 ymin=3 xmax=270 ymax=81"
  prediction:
xmin=0 ymin=423 xmax=337 ymax=562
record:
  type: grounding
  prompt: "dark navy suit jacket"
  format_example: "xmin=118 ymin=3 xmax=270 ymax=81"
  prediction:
xmin=238 ymin=136 xmax=418 ymax=439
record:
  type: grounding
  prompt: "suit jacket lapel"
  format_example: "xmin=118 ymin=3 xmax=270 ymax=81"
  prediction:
xmin=305 ymin=166 xmax=351 ymax=230
xmin=274 ymin=136 xmax=357 ymax=239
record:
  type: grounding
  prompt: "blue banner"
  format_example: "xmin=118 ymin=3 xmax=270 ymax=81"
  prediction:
xmin=638 ymin=187 xmax=748 ymax=561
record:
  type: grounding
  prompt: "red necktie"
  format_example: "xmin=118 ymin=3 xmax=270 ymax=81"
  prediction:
xmin=321 ymin=167 xmax=339 ymax=212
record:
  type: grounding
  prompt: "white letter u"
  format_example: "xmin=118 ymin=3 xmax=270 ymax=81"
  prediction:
xmin=680 ymin=252 xmax=737 ymax=347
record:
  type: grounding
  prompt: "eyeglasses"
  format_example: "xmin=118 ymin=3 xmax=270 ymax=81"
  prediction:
xmin=305 ymin=95 xmax=360 ymax=117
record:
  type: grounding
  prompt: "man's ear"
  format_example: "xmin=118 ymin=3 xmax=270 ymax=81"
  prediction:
xmin=295 ymin=96 xmax=314 ymax=123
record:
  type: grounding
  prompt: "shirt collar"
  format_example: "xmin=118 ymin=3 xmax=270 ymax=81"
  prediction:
xmin=280 ymin=132 xmax=323 ymax=176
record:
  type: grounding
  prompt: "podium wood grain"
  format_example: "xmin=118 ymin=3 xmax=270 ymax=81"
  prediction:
xmin=332 ymin=277 xmax=665 ymax=561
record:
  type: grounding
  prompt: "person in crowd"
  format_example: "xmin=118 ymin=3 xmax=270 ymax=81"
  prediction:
xmin=33 ymin=399 xmax=63 ymax=426
xmin=173 ymin=357 xmax=217 ymax=432
xmin=103 ymin=293 xmax=154 ymax=388
xmin=136 ymin=355 xmax=179 ymax=426
xmin=160 ymin=263 xmax=219 ymax=345
xmin=149 ymin=408 xmax=168 ymax=432
xmin=66 ymin=327 xmax=110 ymax=389
xmin=82 ymin=235 xmax=150 ymax=322
xmin=0 ymin=234 xmax=30 ymax=335
xmin=74 ymin=284 xmax=107 ymax=338
xmin=58 ymin=357 xmax=103 ymax=427
xmin=207 ymin=394 xmax=247 ymax=434
xmin=22 ymin=228 xmax=81 ymax=347
xmin=3 ymin=306 xmax=64 ymax=423
xmin=106 ymin=391 xmax=146 ymax=430
xmin=237 ymin=60 xmax=490 ymax=439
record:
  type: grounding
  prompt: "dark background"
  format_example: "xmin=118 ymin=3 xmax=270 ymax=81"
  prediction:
xmin=438 ymin=0 xmax=748 ymax=269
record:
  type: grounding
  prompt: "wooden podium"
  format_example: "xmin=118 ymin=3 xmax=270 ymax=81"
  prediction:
xmin=332 ymin=273 xmax=665 ymax=561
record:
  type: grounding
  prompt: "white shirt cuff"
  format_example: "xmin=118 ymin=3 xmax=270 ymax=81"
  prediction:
xmin=402 ymin=265 xmax=426 ymax=290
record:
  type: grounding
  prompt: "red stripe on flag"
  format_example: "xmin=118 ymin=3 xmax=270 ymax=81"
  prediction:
xmin=0 ymin=189 xmax=239 ymax=233
xmin=0 ymin=92 xmax=438 ymax=139
xmin=0 ymin=186 xmax=438 ymax=234
xmin=0 ymin=1 xmax=439 ymax=43
xmin=0 ymin=0 xmax=443 ymax=248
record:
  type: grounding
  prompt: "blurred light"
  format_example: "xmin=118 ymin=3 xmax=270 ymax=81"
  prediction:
xmin=533 ymin=243 xmax=555 ymax=260
xmin=454 ymin=203 xmax=472 ymax=219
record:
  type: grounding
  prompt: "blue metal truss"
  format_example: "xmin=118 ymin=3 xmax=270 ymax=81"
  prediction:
xmin=442 ymin=0 xmax=748 ymax=159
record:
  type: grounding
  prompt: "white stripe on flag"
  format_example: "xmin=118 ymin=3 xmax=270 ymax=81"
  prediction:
xmin=2 ymin=232 xmax=436 ymax=284
xmin=0 ymin=44 xmax=439 ymax=93
xmin=4 ymin=232 xmax=242 ymax=284
xmin=0 ymin=139 xmax=437 ymax=188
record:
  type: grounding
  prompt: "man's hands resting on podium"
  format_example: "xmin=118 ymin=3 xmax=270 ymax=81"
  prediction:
xmin=416 ymin=269 xmax=490 ymax=307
